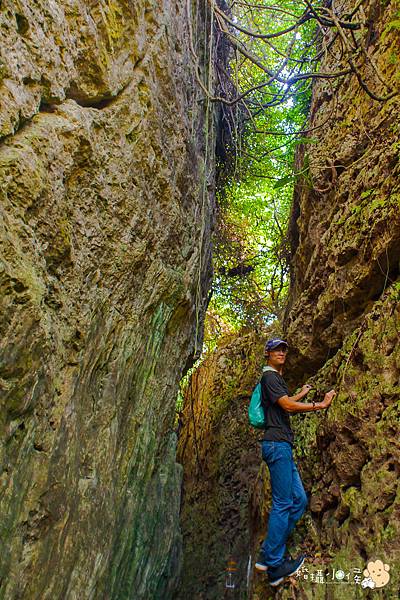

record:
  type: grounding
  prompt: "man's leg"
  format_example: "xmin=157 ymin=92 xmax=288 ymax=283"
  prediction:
xmin=261 ymin=441 xmax=294 ymax=567
xmin=286 ymin=460 xmax=308 ymax=540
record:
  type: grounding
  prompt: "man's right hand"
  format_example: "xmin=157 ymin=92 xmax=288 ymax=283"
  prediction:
xmin=320 ymin=389 xmax=336 ymax=409
xmin=301 ymin=384 xmax=312 ymax=395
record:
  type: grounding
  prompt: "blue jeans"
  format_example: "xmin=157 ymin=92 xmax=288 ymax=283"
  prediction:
xmin=261 ymin=440 xmax=308 ymax=567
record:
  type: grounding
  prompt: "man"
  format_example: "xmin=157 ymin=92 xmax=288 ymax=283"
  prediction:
xmin=255 ymin=337 xmax=336 ymax=587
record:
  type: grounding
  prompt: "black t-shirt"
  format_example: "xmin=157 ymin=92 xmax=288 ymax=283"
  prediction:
xmin=261 ymin=369 xmax=294 ymax=446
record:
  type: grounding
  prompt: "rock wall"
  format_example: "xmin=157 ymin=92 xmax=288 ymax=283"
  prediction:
xmin=176 ymin=331 xmax=265 ymax=600
xmin=285 ymin=0 xmax=400 ymax=380
xmin=276 ymin=0 xmax=400 ymax=597
xmin=0 ymin=1 xmax=216 ymax=599
xmin=177 ymin=0 xmax=400 ymax=598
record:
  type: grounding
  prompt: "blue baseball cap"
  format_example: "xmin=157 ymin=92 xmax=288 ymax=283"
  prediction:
xmin=265 ymin=338 xmax=289 ymax=352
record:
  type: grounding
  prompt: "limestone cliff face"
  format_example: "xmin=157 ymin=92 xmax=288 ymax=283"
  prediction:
xmin=176 ymin=331 xmax=265 ymax=599
xmin=285 ymin=0 xmax=400 ymax=379
xmin=0 ymin=2 xmax=215 ymax=599
xmin=276 ymin=0 xmax=400 ymax=596
xmin=177 ymin=1 xmax=400 ymax=599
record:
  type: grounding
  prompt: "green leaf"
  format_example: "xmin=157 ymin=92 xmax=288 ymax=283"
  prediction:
xmin=273 ymin=175 xmax=294 ymax=189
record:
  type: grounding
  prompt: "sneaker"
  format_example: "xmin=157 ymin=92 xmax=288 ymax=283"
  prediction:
xmin=267 ymin=554 xmax=306 ymax=587
xmin=255 ymin=552 xmax=268 ymax=572
xmin=255 ymin=550 xmax=292 ymax=572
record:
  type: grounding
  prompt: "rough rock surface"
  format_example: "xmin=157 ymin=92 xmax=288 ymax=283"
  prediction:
xmin=176 ymin=331 xmax=265 ymax=599
xmin=272 ymin=0 xmax=400 ymax=596
xmin=177 ymin=0 xmax=400 ymax=598
xmin=285 ymin=0 xmax=400 ymax=380
xmin=250 ymin=288 xmax=400 ymax=600
xmin=0 ymin=1 xmax=215 ymax=599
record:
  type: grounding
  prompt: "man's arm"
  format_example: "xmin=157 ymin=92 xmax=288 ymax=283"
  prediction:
xmin=291 ymin=384 xmax=312 ymax=403
xmin=277 ymin=390 xmax=336 ymax=413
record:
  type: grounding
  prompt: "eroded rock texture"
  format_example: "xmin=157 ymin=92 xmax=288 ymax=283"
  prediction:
xmin=0 ymin=2 xmax=216 ymax=599
xmin=176 ymin=331 xmax=265 ymax=600
xmin=285 ymin=0 xmax=400 ymax=379
xmin=274 ymin=0 xmax=400 ymax=596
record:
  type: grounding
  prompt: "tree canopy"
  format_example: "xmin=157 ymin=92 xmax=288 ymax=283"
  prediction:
xmin=191 ymin=0 xmax=397 ymax=334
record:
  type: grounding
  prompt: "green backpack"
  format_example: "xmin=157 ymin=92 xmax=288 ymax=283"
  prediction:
xmin=248 ymin=366 xmax=277 ymax=429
